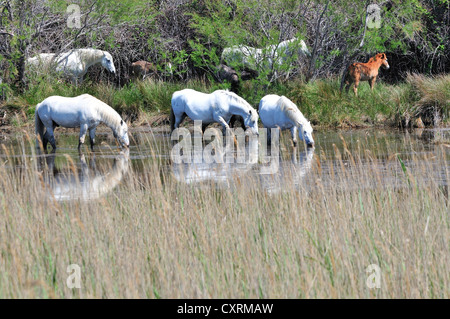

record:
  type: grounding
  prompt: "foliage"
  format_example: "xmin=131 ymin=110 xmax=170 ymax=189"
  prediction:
xmin=0 ymin=0 xmax=449 ymax=127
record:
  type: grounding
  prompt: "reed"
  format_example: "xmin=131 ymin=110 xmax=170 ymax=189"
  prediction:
xmin=0 ymin=130 xmax=448 ymax=298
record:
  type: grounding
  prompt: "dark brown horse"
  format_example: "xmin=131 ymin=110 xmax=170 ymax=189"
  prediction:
xmin=341 ymin=53 xmax=390 ymax=96
xmin=131 ymin=60 xmax=157 ymax=80
xmin=216 ymin=64 xmax=247 ymax=130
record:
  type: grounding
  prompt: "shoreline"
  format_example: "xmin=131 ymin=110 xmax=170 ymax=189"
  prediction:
xmin=0 ymin=74 xmax=448 ymax=135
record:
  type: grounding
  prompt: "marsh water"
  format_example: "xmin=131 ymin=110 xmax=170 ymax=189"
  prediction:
xmin=1 ymin=127 xmax=449 ymax=200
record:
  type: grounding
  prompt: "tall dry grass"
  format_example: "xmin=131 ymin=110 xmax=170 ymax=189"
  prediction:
xmin=0 ymin=131 xmax=448 ymax=298
xmin=406 ymin=73 xmax=450 ymax=125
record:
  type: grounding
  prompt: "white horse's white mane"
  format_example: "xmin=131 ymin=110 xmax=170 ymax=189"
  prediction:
xmin=27 ymin=48 xmax=114 ymax=84
xmin=216 ymin=90 xmax=257 ymax=120
xmin=67 ymin=48 xmax=110 ymax=64
xmin=29 ymin=48 xmax=109 ymax=67
xmin=277 ymin=96 xmax=311 ymax=131
xmin=80 ymin=94 xmax=122 ymax=131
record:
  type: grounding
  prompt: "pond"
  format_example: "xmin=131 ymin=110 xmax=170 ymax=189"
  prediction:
xmin=0 ymin=126 xmax=448 ymax=200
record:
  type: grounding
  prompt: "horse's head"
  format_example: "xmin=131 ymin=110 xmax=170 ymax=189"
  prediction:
xmin=244 ymin=109 xmax=259 ymax=136
xmin=115 ymin=119 xmax=129 ymax=149
xmin=101 ymin=52 xmax=116 ymax=75
xmin=376 ymin=53 xmax=389 ymax=70
xmin=299 ymin=121 xmax=314 ymax=147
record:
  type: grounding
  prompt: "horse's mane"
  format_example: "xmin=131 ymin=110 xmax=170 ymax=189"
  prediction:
xmin=65 ymin=48 xmax=108 ymax=61
xmin=278 ymin=38 xmax=297 ymax=47
xmin=277 ymin=96 xmax=311 ymax=130
xmin=81 ymin=94 xmax=122 ymax=130
xmin=367 ymin=53 xmax=385 ymax=63
xmin=215 ymin=90 xmax=258 ymax=120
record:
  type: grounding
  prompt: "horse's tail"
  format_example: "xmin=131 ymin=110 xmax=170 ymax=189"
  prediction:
xmin=340 ymin=67 xmax=349 ymax=92
xmin=169 ymin=104 xmax=175 ymax=133
xmin=34 ymin=103 xmax=45 ymax=148
xmin=341 ymin=62 xmax=357 ymax=92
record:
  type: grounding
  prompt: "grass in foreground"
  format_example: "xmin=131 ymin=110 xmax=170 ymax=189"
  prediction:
xmin=0 ymin=131 xmax=448 ymax=298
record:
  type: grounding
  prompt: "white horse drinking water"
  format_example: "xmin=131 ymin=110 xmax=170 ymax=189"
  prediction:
xmin=170 ymin=89 xmax=259 ymax=135
xmin=27 ymin=48 xmax=116 ymax=84
xmin=259 ymin=94 xmax=314 ymax=147
xmin=35 ymin=94 xmax=129 ymax=152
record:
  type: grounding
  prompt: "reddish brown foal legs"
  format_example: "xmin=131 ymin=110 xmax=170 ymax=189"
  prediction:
xmin=353 ymin=83 xmax=359 ymax=97
xmin=369 ymin=77 xmax=376 ymax=92
xmin=353 ymin=76 xmax=360 ymax=97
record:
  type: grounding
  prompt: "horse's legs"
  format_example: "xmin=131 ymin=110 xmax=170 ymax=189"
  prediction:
xmin=44 ymin=126 xmax=57 ymax=151
xmin=229 ymin=115 xmax=237 ymax=129
xmin=42 ymin=131 xmax=50 ymax=151
xmin=174 ymin=112 xmax=187 ymax=130
xmin=353 ymin=75 xmax=360 ymax=97
xmin=343 ymin=76 xmax=352 ymax=94
xmin=215 ymin=116 xmax=231 ymax=136
xmin=290 ymin=126 xmax=298 ymax=147
xmin=266 ymin=128 xmax=272 ymax=148
xmin=353 ymin=82 xmax=359 ymax=97
xmin=89 ymin=127 xmax=96 ymax=151
xmin=266 ymin=126 xmax=281 ymax=148
xmin=369 ymin=77 xmax=376 ymax=91
xmin=78 ymin=123 xmax=88 ymax=151
xmin=171 ymin=113 xmax=187 ymax=146
xmin=39 ymin=120 xmax=57 ymax=152
xmin=229 ymin=115 xmax=246 ymax=130
xmin=344 ymin=80 xmax=351 ymax=94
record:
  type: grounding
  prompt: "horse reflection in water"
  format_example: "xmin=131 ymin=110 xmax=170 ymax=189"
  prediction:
xmin=172 ymin=130 xmax=315 ymax=192
xmin=37 ymin=151 xmax=129 ymax=201
xmin=172 ymin=130 xmax=259 ymax=186
xmin=258 ymin=147 xmax=315 ymax=194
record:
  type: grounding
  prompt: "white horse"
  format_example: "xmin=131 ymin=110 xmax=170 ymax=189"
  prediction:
xmin=35 ymin=94 xmax=129 ymax=152
xmin=221 ymin=38 xmax=310 ymax=78
xmin=259 ymin=94 xmax=314 ymax=147
xmin=27 ymin=48 xmax=116 ymax=84
xmin=170 ymin=89 xmax=259 ymax=135
xmin=221 ymin=45 xmax=264 ymax=72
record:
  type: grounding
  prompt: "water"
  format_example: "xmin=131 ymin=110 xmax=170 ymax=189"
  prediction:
xmin=0 ymin=127 xmax=448 ymax=200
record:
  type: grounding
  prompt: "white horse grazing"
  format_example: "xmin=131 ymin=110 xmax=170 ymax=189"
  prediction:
xmin=259 ymin=94 xmax=314 ymax=147
xmin=221 ymin=38 xmax=310 ymax=78
xmin=27 ymin=48 xmax=116 ymax=84
xmin=27 ymin=53 xmax=56 ymax=72
xmin=170 ymin=89 xmax=259 ymax=135
xmin=35 ymin=94 xmax=129 ymax=152
xmin=221 ymin=45 xmax=263 ymax=72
